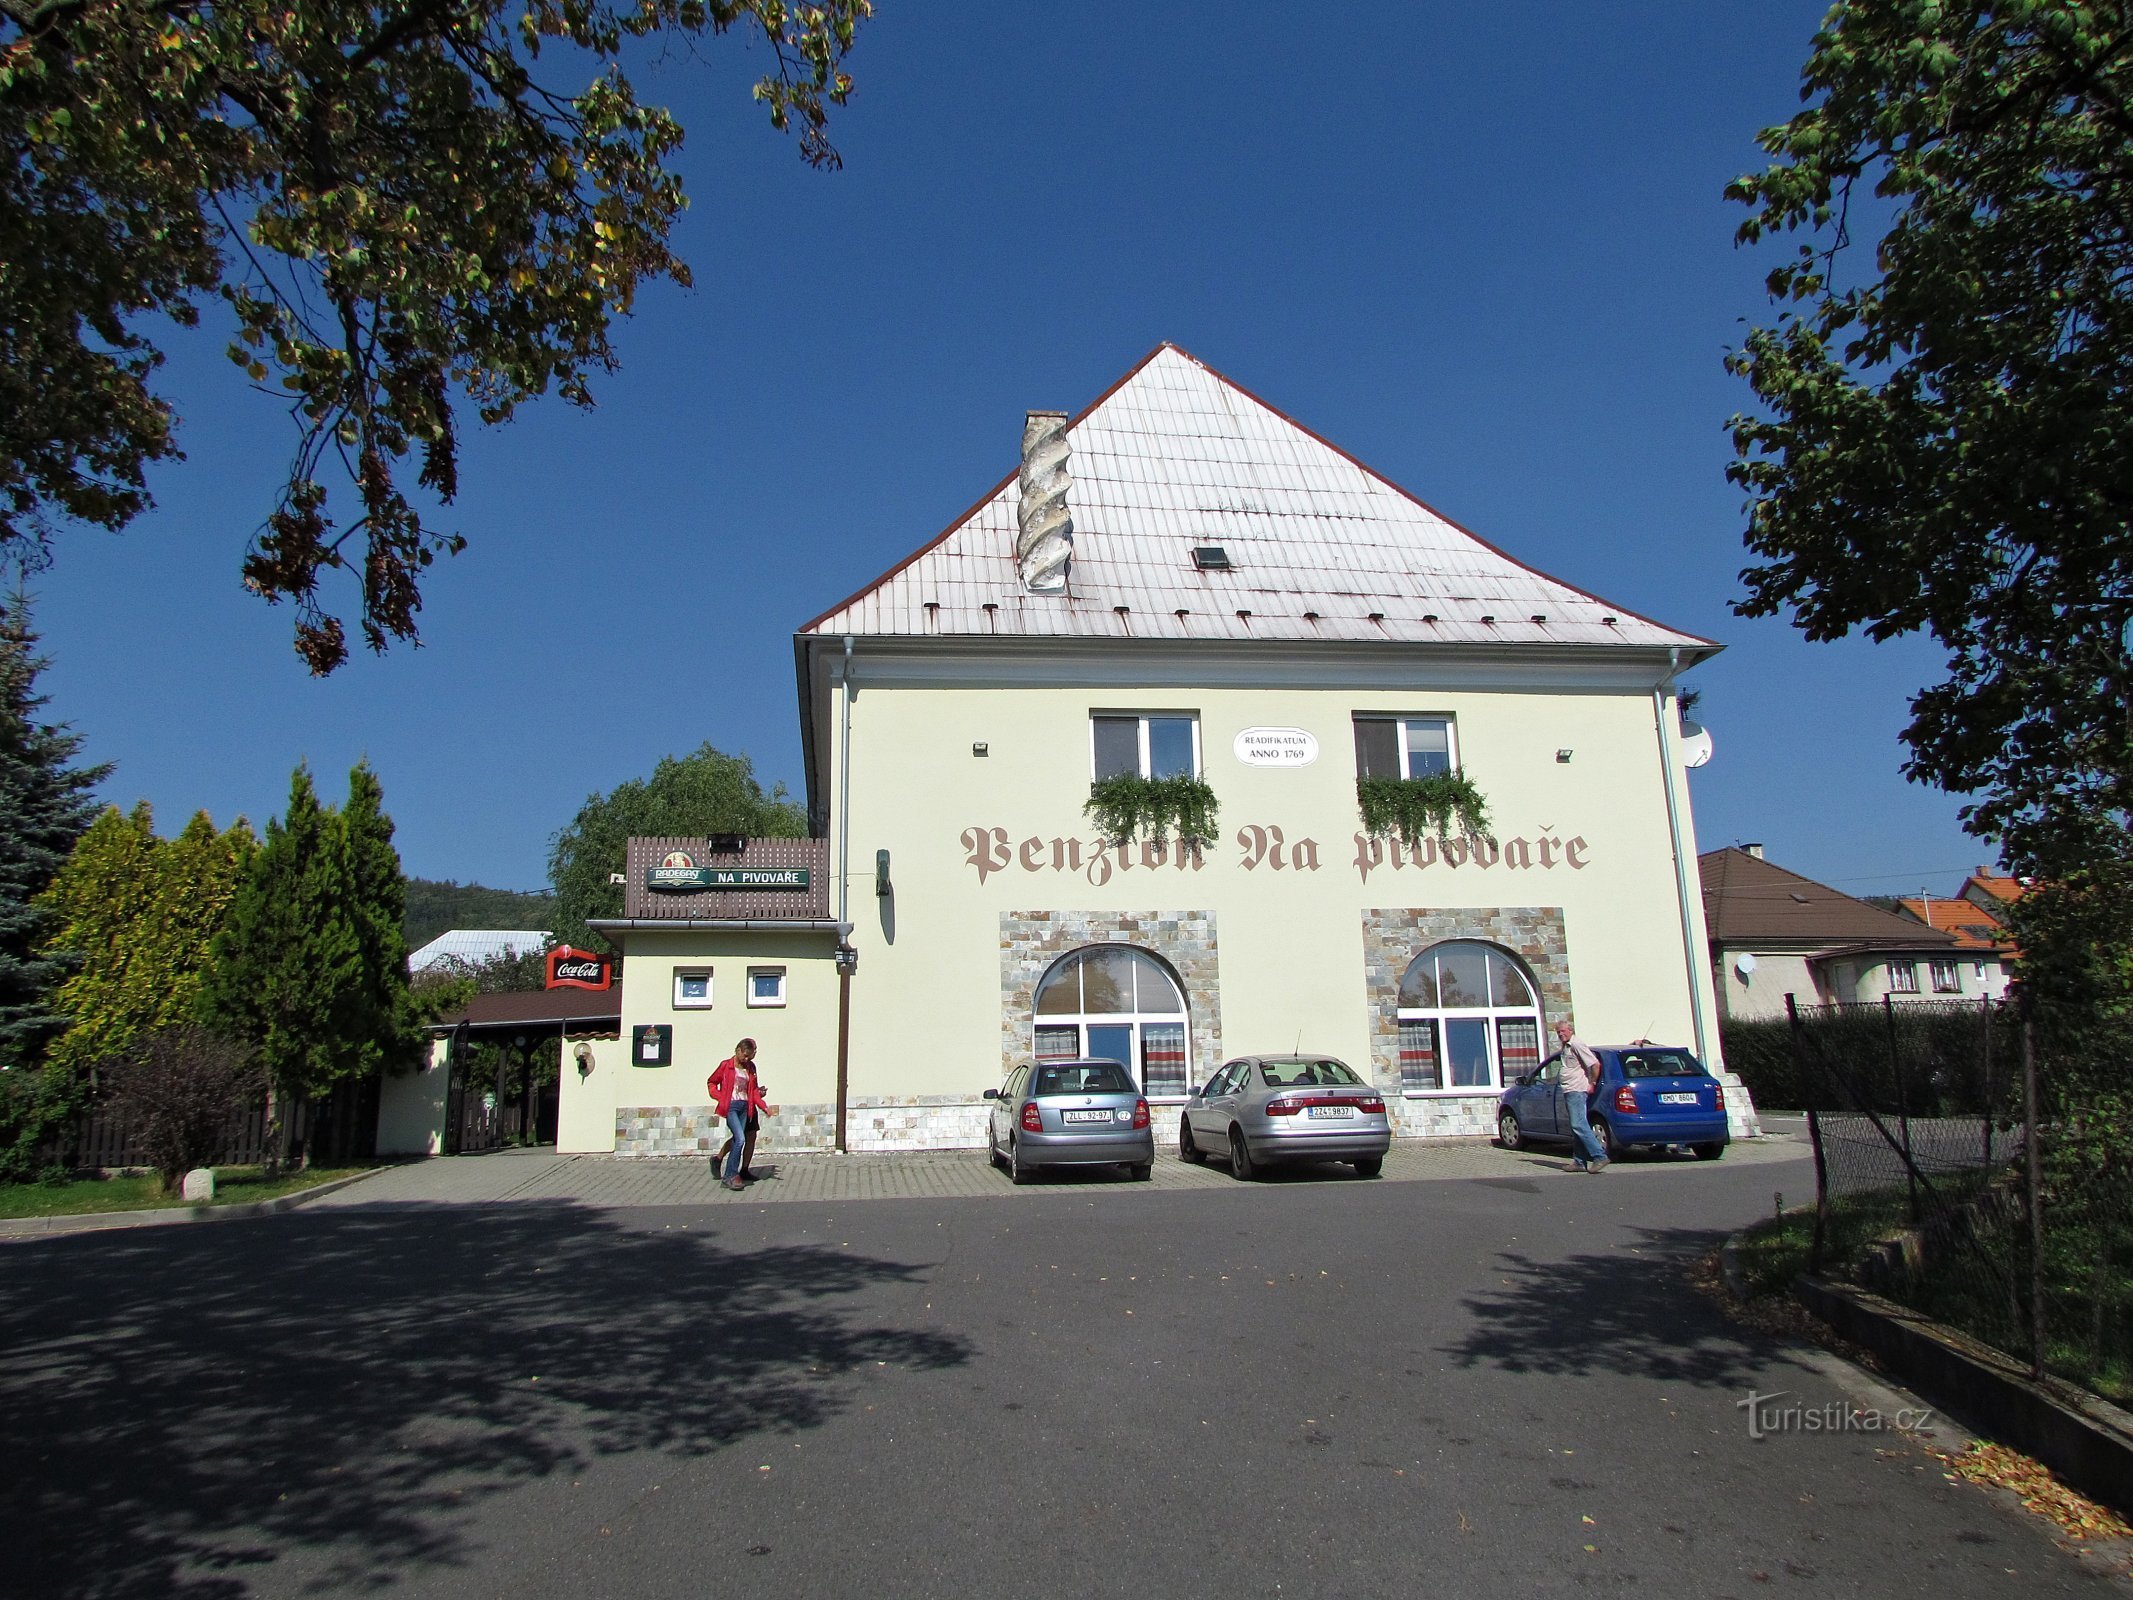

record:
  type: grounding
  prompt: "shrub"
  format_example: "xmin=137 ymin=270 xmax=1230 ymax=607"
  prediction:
xmin=104 ymin=1025 xmax=262 ymax=1194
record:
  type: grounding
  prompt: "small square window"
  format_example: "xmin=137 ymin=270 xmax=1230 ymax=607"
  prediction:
xmin=747 ymin=967 xmax=787 ymax=1008
xmin=1091 ymin=712 xmax=1201 ymax=780
xmin=1354 ymin=714 xmax=1458 ymax=779
xmin=673 ymin=968 xmax=713 ymax=1008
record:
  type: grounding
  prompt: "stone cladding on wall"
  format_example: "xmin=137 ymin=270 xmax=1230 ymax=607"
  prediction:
xmin=997 ymin=908 xmax=1221 ymax=1082
xmin=1358 ymin=906 xmax=1570 ymax=1138
xmin=617 ymin=1096 xmax=996 ymax=1156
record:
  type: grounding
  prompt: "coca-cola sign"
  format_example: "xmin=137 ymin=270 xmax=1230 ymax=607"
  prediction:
xmin=545 ymin=945 xmax=612 ymax=992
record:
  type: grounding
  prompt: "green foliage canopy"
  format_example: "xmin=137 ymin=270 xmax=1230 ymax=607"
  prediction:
xmin=402 ymin=877 xmax=554 ymax=948
xmin=37 ymin=802 xmax=257 ymax=1079
xmin=0 ymin=0 xmax=869 ymax=671
xmin=548 ymin=741 xmax=805 ymax=949
xmin=1727 ymin=1 xmax=2133 ymax=888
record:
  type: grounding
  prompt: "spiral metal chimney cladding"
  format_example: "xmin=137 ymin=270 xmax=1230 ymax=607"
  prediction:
xmin=1016 ymin=409 xmax=1073 ymax=593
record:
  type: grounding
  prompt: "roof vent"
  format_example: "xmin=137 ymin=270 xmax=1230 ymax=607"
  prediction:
xmin=1480 ymin=614 xmax=1496 ymax=625
xmin=1602 ymin=615 xmax=1619 ymax=626
xmin=1303 ymin=610 xmax=1320 ymax=622
xmin=1531 ymin=613 xmax=1546 ymax=624
xmin=1420 ymin=613 xmax=1436 ymax=624
xmin=1016 ymin=410 xmax=1073 ymax=594
xmin=1174 ymin=608 xmax=1190 ymax=619
xmin=1191 ymin=545 xmax=1233 ymax=572
xmin=1113 ymin=604 xmax=1130 ymax=616
xmin=1236 ymin=609 xmax=1252 ymax=621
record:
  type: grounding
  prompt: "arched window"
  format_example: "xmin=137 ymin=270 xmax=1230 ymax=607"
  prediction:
xmin=1395 ymin=941 xmax=1543 ymax=1092
xmin=1033 ymin=945 xmax=1191 ymax=1097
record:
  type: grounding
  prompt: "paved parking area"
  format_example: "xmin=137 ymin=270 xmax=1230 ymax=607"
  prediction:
xmin=312 ymin=1128 xmax=1811 ymax=1211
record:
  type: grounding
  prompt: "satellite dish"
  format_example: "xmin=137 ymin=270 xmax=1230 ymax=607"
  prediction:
xmin=1680 ymin=719 xmax=1714 ymax=769
xmin=1734 ymin=951 xmax=1758 ymax=980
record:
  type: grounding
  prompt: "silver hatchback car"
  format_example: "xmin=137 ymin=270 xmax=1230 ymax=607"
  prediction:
xmin=1179 ymin=1055 xmax=1391 ymax=1179
xmin=984 ymin=1057 xmax=1155 ymax=1184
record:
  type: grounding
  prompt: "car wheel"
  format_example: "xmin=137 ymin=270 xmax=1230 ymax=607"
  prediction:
xmin=1693 ymin=1141 xmax=1726 ymax=1161
xmin=1593 ymin=1118 xmax=1623 ymax=1163
xmin=1179 ymin=1117 xmax=1203 ymax=1164
xmin=1009 ymin=1139 xmax=1036 ymax=1185
xmin=1497 ymin=1110 xmax=1523 ymax=1150
xmin=1229 ymin=1126 xmax=1259 ymax=1181
xmin=1353 ymin=1157 xmax=1384 ymax=1179
xmin=1128 ymin=1162 xmax=1153 ymax=1182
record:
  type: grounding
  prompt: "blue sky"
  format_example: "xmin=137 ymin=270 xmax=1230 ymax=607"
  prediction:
xmin=29 ymin=1 xmax=1992 ymax=899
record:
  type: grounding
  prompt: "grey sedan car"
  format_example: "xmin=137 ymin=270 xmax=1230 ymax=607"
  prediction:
xmin=1179 ymin=1055 xmax=1391 ymax=1179
xmin=984 ymin=1058 xmax=1155 ymax=1184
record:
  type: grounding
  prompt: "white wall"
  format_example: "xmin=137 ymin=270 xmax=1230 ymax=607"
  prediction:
xmin=376 ymin=1038 xmax=450 ymax=1156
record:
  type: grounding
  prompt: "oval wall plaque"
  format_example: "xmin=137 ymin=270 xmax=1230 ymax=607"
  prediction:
xmin=1233 ymin=727 xmax=1319 ymax=768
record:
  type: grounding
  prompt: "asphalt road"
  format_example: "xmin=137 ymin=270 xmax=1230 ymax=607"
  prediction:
xmin=0 ymin=1147 xmax=2115 ymax=1599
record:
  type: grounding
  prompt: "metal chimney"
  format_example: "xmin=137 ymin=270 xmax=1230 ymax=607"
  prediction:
xmin=1017 ymin=410 xmax=1073 ymax=594
xmin=1743 ymin=841 xmax=1764 ymax=859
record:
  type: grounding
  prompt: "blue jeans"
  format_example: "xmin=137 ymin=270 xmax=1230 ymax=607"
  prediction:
xmin=722 ymin=1106 xmax=751 ymax=1178
xmin=1564 ymin=1090 xmax=1606 ymax=1166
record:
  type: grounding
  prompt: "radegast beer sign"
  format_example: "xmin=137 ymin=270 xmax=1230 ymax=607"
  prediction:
xmin=645 ymin=849 xmax=811 ymax=893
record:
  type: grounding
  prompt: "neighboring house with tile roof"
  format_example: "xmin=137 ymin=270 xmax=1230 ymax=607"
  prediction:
xmin=565 ymin=345 xmax=1747 ymax=1157
xmin=1892 ymin=894 xmax=2014 ymax=1002
xmin=1700 ymin=846 xmax=1972 ymax=1020
xmin=1958 ymin=867 xmax=2027 ymax=917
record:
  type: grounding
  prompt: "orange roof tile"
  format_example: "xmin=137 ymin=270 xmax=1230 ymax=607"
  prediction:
xmin=1895 ymin=896 xmax=2010 ymax=953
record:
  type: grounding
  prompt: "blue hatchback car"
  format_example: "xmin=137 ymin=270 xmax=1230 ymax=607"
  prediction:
xmin=1496 ymin=1044 xmax=1728 ymax=1161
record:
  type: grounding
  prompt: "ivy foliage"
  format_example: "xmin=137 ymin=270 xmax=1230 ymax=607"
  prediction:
xmin=0 ymin=0 xmax=870 ymax=672
xmin=1726 ymin=1 xmax=2133 ymax=888
xmin=1082 ymin=773 xmax=1221 ymax=848
xmin=1356 ymin=772 xmax=1492 ymax=849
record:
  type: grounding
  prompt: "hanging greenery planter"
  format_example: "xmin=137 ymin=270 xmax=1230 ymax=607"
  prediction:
xmin=1357 ymin=772 xmax=1493 ymax=849
xmin=1084 ymin=773 xmax=1222 ymax=848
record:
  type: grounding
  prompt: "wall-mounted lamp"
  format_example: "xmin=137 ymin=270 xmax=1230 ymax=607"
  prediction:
xmin=1556 ymin=749 xmax=1574 ymax=763
xmin=972 ymin=741 xmax=989 ymax=757
xmin=875 ymin=848 xmax=892 ymax=897
xmin=835 ymin=943 xmax=859 ymax=976
xmin=574 ymin=1042 xmax=595 ymax=1077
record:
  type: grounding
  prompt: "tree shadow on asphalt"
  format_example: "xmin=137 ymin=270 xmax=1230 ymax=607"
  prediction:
xmin=1439 ymin=1222 xmax=1817 ymax=1388
xmin=0 ymin=1204 xmax=970 ymax=1599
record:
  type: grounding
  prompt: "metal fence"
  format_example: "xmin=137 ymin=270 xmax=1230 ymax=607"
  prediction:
xmin=1780 ymin=995 xmax=2130 ymax=1402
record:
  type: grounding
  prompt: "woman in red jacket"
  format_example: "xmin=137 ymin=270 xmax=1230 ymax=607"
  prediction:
xmin=707 ymin=1038 xmax=777 ymax=1191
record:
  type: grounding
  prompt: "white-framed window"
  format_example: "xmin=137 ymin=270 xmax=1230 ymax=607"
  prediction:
xmin=1033 ymin=944 xmax=1191 ymax=1098
xmin=1887 ymin=960 xmax=1920 ymax=994
xmin=1354 ymin=714 xmax=1458 ymax=780
xmin=747 ymin=966 xmax=788 ymax=1008
xmin=1091 ymin=712 xmax=1201 ymax=781
xmin=672 ymin=967 xmax=713 ymax=1008
xmin=1929 ymin=959 xmax=1962 ymax=994
xmin=1395 ymin=941 xmax=1542 ymax=1093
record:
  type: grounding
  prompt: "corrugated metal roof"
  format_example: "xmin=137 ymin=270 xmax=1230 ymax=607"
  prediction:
xmin=802 ymin=344 xmax=1717 ymax=652
xmin=1698 ymin=848 xmax=1957 ymax=949
xmin=409 ymin=929 xmax=549 ymax=973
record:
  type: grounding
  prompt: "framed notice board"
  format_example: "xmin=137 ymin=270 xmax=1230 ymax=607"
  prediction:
xmin=631 ymin=1025 xmax=672 ymax=1067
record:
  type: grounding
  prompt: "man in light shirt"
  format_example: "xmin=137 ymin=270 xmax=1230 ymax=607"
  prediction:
xmin=1553 ymin=1018 xmax=1609 ymax=1173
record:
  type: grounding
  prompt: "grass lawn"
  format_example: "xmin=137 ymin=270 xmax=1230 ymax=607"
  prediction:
xmin=0 ymin=1165 xmax=375 ymax=1220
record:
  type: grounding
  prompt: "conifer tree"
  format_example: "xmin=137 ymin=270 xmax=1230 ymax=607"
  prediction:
xmin=201 ymin=767 xmax=363 ymax=1106
xmin=342 ymin=764 xmax=422 ymax=1076
xmin=0 ymin=593 xmax=109 ymax=1071
xmin=38 ymin=806 xmax=259 ymax=1082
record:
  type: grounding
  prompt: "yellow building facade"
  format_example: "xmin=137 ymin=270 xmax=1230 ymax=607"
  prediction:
xmin=564 ymin=346 xmax=1731 ymax=1155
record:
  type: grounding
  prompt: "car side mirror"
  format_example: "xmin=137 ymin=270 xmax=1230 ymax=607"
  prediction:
xmin=1186 ymin=1084 xmax=1202 ymax=1098
xmin=981 ymin=1087 xmax=1000 ymax=1100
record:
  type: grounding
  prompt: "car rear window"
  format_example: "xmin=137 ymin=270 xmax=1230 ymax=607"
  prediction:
xmin=1256 ymin=1059 xmax=1363 ymax=1088
xmin=1618 ymin=1050 xmax=1707 ymax=1080
xmin=1035 ymin=1062 xmax=1134 ymax=1095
